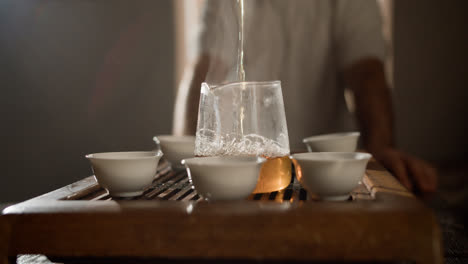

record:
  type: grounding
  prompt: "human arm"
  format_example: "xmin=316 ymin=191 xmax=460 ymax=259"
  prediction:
xmin=343 ymin=58 xmax=438 ymax=193
xmin=172 ymin=54 xmax=211 ymax=136
xmin=335 ymin=0 xmax=437 ymax=193
xmin=173 ymin=0 xmax=236 ymax=135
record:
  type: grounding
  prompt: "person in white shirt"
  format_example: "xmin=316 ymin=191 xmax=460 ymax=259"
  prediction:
xmin=174 ymin=0 xmax=437 ymax=193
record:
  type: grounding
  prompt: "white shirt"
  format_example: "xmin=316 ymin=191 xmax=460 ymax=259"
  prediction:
xmin=199 ymin=0 xmax=385 ymax=150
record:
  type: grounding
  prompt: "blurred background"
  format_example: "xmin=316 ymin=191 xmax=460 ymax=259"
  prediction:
xmin=0 ymin=0 xmax=466 ymax=204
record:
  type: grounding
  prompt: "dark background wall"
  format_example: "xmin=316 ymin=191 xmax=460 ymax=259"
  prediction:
xmin=0 ymin=1 xmax=174 ymax=202
xmin=393 ymin=0 xmax=468 ymax=163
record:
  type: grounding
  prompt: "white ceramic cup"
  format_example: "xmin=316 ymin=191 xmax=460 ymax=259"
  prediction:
xmin=182 ymin=156 xmax=266 ymax=201
xmin=153 ymin=135 xmax=195 ymax=168
xmin=86 ymin=151 xmax=163 ymax=197
xmin=292 ymin=152 xmax=371 ymax=201
xmin=303 ymin=132 xmax=360 ymax=152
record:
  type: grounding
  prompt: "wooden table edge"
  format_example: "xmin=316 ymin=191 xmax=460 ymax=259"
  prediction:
xmin=0 ymin=159 xmax=443 ymax=264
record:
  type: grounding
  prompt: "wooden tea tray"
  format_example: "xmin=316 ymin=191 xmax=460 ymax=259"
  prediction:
xmin=0 ymin=159 xmax=443 ymax=263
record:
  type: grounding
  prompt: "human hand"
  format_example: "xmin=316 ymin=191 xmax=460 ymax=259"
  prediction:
xmin=370 ymin=148 xmax=438 ymax=194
